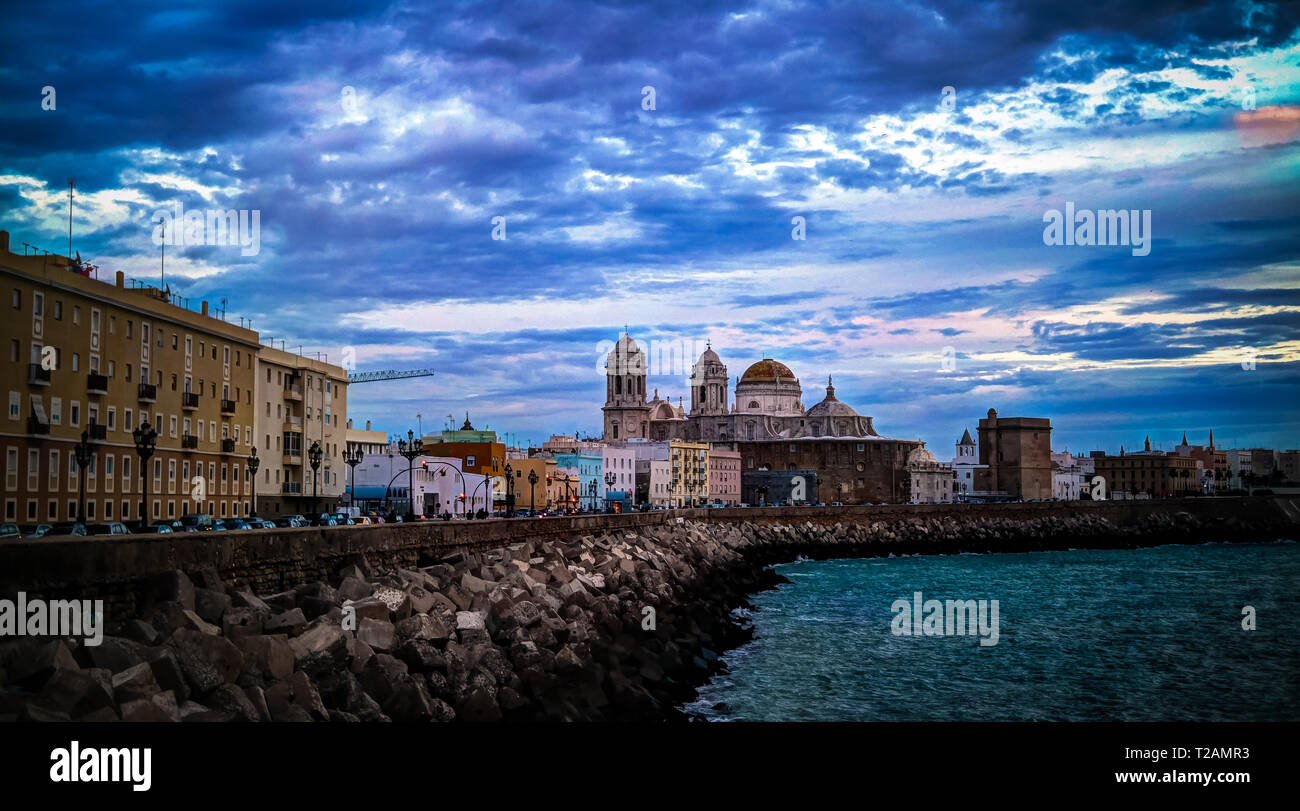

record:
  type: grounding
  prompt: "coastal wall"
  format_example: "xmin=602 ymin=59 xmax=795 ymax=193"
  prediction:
xmin=0 ymin=497 xmax=1295 ymax=722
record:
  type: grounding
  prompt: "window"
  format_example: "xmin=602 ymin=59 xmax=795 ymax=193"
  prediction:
xmin=70 ymin=401 xmax=80 ymax=427
xmin=73 ymin=306 xmax=80 ymax=325
xmin=72 ymin=353 xmax=80 ymax=372
xmin=8 ymin=340 xmax=16 ymax=362
xmin=54 ymin=301 xmax=62 ymax=320
xmin=8 ymin=391 xmax=18 ymax=420
xmin=10 ymin=289 xmax=18 ymax=309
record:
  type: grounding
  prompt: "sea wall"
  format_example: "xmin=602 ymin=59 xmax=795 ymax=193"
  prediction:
xmin=0 ymin=498 xmax=1295 ymax=721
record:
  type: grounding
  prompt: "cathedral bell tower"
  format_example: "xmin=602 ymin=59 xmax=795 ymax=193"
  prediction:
xmin=689 ymin=341 xmax=729 ymax=416
xmin=602 ymin=331 xmax=650 ymax=440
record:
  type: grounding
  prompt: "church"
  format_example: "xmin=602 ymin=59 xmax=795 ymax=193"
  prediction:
xmin=601 ymin=333 xmax=885 ymax=443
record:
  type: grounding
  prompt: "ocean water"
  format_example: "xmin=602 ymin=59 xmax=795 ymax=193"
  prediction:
xmin=684 ymin=541 xmax=1300 ymax=721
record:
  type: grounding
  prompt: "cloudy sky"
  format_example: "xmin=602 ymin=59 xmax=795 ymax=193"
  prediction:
xmin=2 ymin=0 xmax=1298 ymax=453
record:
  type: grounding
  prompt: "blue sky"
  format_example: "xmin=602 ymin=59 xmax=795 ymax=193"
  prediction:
xmin=2 ymin=0 xmax=1298 ymax=454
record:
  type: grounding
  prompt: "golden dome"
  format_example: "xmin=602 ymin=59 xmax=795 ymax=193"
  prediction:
xmin=739 ymin=358 xmax=796 ymax=384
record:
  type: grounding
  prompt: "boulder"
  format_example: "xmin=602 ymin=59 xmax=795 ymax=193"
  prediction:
xmin=194 ymin=588 xmax=232 ymax=625
xmin=7 ymin=640 xmax=79 ymax=689
xmin=357 ymin=617 xmax=397 ymax=652
xmin=111 ymin=662 xmax=162 ymax=703
xmin=264 ymin=608 xmax=308 ymax=636
xmin=395 ymin=614 xmax=450 ymax=644
xmin=168 ymin=629 xmax=244 ymax=695
xmin=234 ymin=634 xmax=295 ymax=683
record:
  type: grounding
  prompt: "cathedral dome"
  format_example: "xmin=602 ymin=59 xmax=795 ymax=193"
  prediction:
xmin=806 ymin=376 xmax=858 ymax=418
xmin=907 ymin=446 xmax=937 ymax=466
xmin=740 ymin=358 xmax=796 ymax=384
xmin=605 ymin=332 xmax=645 ymax=374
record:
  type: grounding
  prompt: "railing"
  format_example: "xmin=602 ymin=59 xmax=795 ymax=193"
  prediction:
xmin=281 ymin=482 xmax=302 ymax=494
xmin=220 ymin=399 xmax=236 ymax=414
xmin=87 ymin=423 xmax=107 ymax=440
xmin=182 ymin=392 xmax=199 ymax=410
xmin=181 ymin=434 xmax=199 ymax=450
xmin=27 ymin=364 xmax=51 ymax=386
xmin=86 ymin=372 xmax=108 ymax=394
xmin=137 ymin=383 xmax=157 ymax=402
xmin=284 ymin=385 xmax=303 ymax=400
xmin=221 ymin=438 xmax=237 ymax=453
xmin=27 ymin=417 xmax=50 ymax=435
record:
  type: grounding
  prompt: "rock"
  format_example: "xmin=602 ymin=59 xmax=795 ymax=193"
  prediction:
xmin=288 ymin=620 xmax=349 ymax=675
xmin=150 ymin=570 xmax=196 ymax=611
xmin=83 ymin=637 xmax=146 ymax=674
xmin=338 ymin=576 xmax=372 ymax=603
xmin=37 ymin=668 xmax=116 ymax=718
xmin=382 ymin=676 xmax=436 ymax=722
xmin=221 ymin=607 xmax=266 ymax=639
xmin=168 ymin=629 xmax=244 ymax=694
xmin=7 ymin=640 xmax=79 ymax=689
xmin=244 ymin=685 xmax=272 ymax=721
xmin=371 ymin=586 xmax=411 ymax=620
xmin=194 ymin=588 xmax=232 ymax=625
xmin=179 ymin=609 xmax=221 ymax=636
xmin=298 ymin=596 xmax=336 ymax=621
xmin=406 ymin=586 xmax=436 ymax=615
xmin=357 ymin=618 xmax=397 ymax=652
xmin=554 ymin=645 xmax=584 ymax=673
xmin=124 ymin=620 xmax=162 ymax=646
xmin=111 ymin=662 xmax=162 ymax=703
xmin=265 ymin=608 xmax=308 ymax=636
xmin=428 ymin=697 xmax=457 ymax=722
xmin=231 ymin=590 xmax=272 ymax=613
xmin=343 ymin=597 xmax=391 ymax=624
xmin=234 ymin=635 xmax=294 ymax=683
xmin=290 ymin=671 xmax=329 ymax=721
xmin=395 ymin=614 xmax=450 ymax=644
xmin=121 ymin=692 xmax=180 ymax=722
xmin=206 ymin=684 xmax=260 ymax=722
xmin=455 ymin=611 xmax=489 ymax=646
xmin=359 ymin=654 xmax=409 ymax=706
xmin=396 ymin=640 xmax=446 ymax=673
xmin=457 ymin=687 xmax=501 ymax=722
xmin=147 ymin=650 xmax=191 ymax=702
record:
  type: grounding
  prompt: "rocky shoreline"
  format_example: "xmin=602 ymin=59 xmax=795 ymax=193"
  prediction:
xmin=1 ymin=508 xmax=1293 ymax=722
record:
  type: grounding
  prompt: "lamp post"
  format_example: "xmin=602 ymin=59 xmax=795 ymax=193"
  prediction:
xmin=307 ymin=440 xmax=323 ymax=518
xmin=132 ymin=421 xmax=157 ymax=525
xmin=73 ymin=429 xmax=93 ymax=524
xmin=344 ymin=446 xmax=364 ymax=515
xmin=504 ymin=462 xmax=514 ymax=514
xmin=604 ymin=471 xmax=616 ymax=512
xmin=397 ymin=430 xmax=423 ymax=520
xmin=527 ymin=469 xmax=538 ymax=516
xmin=587 ymin=479 xmax=597 ymax=511
xmin=247 ymin=447 xmax=260 ymax=517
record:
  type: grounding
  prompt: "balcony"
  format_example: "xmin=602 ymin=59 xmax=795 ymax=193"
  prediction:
xmin=87 ymin=423 xmax=107 ymax=440
xmin=284 ymin=384 xmax=303 ymax=402
xmin=282 ymin=451 xmax=302 ymax=467
xmin=27 ymin=416 xmax=50 ymax=436
xmin=281 ymin=482 xmax=302 ymax=495
xmin=182 ymin=392 xmax=199 ymax=411
xmin=282 ymin=415 xmax=302 ymax=432
xmin=27 ymin=364 xmax=51 ymax=386
xmin=221 ymin=438 xmax=237 ymax=453
xmin=137 ymin=383 xmax=157 ymax=403
xmin=181 ymin=434 xmax=199 ymax=450
xmin=220 ymin=399 xmax=236 ymax=415
xmin=86 ymin=373 xmax=108 ymax=395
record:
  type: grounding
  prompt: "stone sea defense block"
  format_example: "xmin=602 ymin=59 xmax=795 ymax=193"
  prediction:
xmin=395 ymin=614 xmax=451 ymax=643
xmin=288 ymin=620 xmax=349 ymax=674
xmin=358 ymin=617 xmax=398 ymax=652
xmin=150 ymin=570 xmax=196 ymax=611
xmin=264 ymin=608 xmax=308 ymax=636
xmin=38 ymin=668 xmax=116 ymax=718
xmin=194 ymin=587 xmax=232 ymax=625
xmin=8 ymin=640 xmax=79 ymax=689
xmin=168 ymin=629 xmax=243 ymax=695
xmin=235 ymin=634 xmax=294 ymax=682
xmin=111 ymin=661 xmax=162 ymax=703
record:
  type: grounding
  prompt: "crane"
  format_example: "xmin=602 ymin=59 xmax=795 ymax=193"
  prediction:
xmin=347 ymin=368 xmax=436 ymax=384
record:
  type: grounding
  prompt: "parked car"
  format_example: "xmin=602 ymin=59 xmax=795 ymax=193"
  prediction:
xmin=1 ymin=523 xmax=21 ymax=540
xmin=309 ymin=515 xmax=338 ymax=527
xmin=45 ymin=522 xmax=89 ymax=536
xmin=274 ymin=517 xmax=304 ymax=528
xmin=85 ymin=522 xmax=130 ymax=536
xmin=18 ymin=523 xmax=52 ymax=539
xmin=332 ymin=514 xmax=356 ymax=525
xmin=244 ymin=518 xmax=274 ymax=529
xmin=224 ymin=518 xmax=252 ymax=531
xmin=180 ymin=513 xmax=216 ymax=531
xmin=140 ymin=523 xmax=173 ymax=534
xmin=353 ymin=516 xmax=373 ymax=525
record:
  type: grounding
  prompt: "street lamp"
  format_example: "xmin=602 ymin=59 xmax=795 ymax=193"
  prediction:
xmin=308 ymin=440 xmax=323 ymax=518
xmin=604 ymin=471 xmax=616 ymax=512
xmin=587 ymin=479 xmax=597 ymax=511
xmin=527 ymin=469 xmax=539 ymax=516
xmin=397 ymin=429 xmax=423 ymax=520
xmin=344 ymin=446 xmax=364 ymax=515
xmin=73 ymin=429 xmax=93 ymax=524
xmin=132 ymin=421 xmax=157 ymax=524
xmin=504 ymin=462 xmax=514 ymax=514
xmin=247 ymin=447 xmax=260 ymax=517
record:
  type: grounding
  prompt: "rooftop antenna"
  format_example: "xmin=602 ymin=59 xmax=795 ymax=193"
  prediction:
xmin=158 ymin=216 xmax=165 ymax=291
xmin=67 ymin=178 xmax=75 ymax=258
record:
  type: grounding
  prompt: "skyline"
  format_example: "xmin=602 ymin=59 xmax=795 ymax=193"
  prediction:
xmin=2 ymin=0 xmax=1298 ymax=452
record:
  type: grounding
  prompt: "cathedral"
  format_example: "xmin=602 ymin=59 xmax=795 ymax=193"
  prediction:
xmin=601 ymin=333 xmax=884 ymax=443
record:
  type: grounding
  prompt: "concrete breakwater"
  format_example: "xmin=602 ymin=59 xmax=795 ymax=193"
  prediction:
xmin=1 ymin=500 xmax=1295 ymax=722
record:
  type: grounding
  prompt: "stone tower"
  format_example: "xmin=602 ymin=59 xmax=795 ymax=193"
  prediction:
xmin=602 ymin=332 xmax=650 ymax=440
xmin=689 ymin=341 xmax=729 ymax=417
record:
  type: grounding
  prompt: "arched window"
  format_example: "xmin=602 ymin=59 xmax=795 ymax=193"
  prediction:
xmin=748 ymin=401 xmax=760 ymax=409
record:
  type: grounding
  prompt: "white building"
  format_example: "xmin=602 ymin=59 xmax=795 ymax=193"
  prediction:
xmin=906 ymin=446 xmax=953 ymax=503
xmin=601 ymin=444 xmax=637 ymax=500
xmin=1050 ymin=451 xmax=1086 ymax=500
xmin=952 ymin=429 xmax=987 ymax=500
